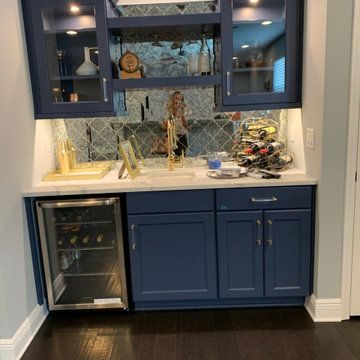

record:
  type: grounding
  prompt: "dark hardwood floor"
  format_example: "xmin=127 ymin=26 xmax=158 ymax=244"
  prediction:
xmin=21 ymin=308 xmax=360 ymax=360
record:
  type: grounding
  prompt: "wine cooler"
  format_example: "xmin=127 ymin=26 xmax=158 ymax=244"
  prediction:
xmin=36 ymin=198 xmax=128 ymax=310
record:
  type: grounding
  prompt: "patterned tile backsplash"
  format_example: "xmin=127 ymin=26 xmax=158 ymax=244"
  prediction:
xmin=51 ymin=87 xmax=286 ymax=165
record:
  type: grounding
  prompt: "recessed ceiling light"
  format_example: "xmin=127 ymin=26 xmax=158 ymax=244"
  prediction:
xmin=249 ymin=0 xmax=259 ymax=5
xmin=233 ymin=56 xmax=238 ymax=60
xmin=95 ymin=51 xmax=99 ymax=54
xmin=66 ymin=30 xmax=78 ymax=35
xmin=241 ymin=44 xmax=250 ymax=49
xmin=262 ymin=20 xmax=272 ymax=26
xmin=70 ymin=5 xmax=80 ymax=13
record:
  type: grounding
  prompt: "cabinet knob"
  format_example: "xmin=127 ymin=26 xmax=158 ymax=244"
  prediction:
xmin=257 ymin=239 xmax=262 ymax=246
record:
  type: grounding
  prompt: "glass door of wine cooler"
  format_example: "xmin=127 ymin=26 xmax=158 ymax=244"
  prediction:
xmin=36 ymin=198 xmax=128 ymax=310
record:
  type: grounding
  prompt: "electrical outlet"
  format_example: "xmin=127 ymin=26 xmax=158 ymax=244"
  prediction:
xmin=306 ymin=128 xmax=315 ymax=149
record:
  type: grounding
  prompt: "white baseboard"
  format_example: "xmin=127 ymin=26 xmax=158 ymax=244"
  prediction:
xmin=305 ymin=294 xmax=342 ymax=322
xmin=0 ymin=304 xmax=48 ymax=360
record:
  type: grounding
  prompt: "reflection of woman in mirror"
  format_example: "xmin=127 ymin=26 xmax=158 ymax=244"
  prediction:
xmin=163 ymin=91 xmax=189 ymax=156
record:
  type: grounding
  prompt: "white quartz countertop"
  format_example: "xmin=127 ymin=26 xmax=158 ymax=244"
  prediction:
xmin=23 ymin=163 xmax=318 ymax=197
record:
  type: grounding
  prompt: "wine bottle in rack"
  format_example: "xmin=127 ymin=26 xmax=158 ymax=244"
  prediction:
xmin=256 ymin=127 xmax=277 ymax=140
xmin=240 ymin=155 xmax=259 ymax=167
xmin=249 ymin=141 xmax=266 ymax=154
xmin=273 ymin=155 xmax=293 ymax=169
xmin=266 ymin=141 xmax=285 ymax=154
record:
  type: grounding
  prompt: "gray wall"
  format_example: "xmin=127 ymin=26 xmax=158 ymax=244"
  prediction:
xmin=301 ymin=0 xmax=354 ymax=299
xmin=315 ymin=0 xmax=354 ymax=298
xmin=0 ymin=0 xmax=38 ymax=339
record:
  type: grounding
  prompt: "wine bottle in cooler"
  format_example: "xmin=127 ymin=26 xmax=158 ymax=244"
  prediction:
xmin=81 ymin=235 xmax=91 ymax=246
xmin=57 ymin=237 xmax=66 ymax=248
xmin=69 ymin=235 xmax=78 ymax=246
xmin=96 ymin=234 xmax=104 ymax=245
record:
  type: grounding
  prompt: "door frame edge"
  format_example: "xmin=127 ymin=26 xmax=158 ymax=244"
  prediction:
xmin=341 ymin=0 xmax=360 ymax=320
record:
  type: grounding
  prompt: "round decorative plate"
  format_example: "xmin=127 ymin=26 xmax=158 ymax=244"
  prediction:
xmin=119 ymin=51 xmax=140 ymax=73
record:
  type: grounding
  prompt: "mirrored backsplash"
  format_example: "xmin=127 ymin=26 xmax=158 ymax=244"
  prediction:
xmin=51 ymin=86 xmax=286 ymax=165
xmin=110 ymin=1 xmax=217 ymax=17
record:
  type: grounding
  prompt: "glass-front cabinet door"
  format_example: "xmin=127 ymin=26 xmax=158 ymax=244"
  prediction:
xmin=221 ymin=0 xmax=302 ymax=108
xmin=24 ymin=0 xmax=114 ymax=117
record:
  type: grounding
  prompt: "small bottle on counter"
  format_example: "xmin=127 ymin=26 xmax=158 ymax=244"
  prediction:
xmin=56 ymin=140 xmax=70 ymax=175
xmin=68 ymin=139 xmax=78 ymax=169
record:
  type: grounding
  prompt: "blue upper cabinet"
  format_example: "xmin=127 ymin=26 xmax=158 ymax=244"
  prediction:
xmin=22 ymin=0 xmax=115 ymax=119
xmin=127 ymin=212 xmax=218 ymax=302
xmin=217 ymin=211 xmax=264 ymax=298
xmin=220 ymin=0 xmax=303 ymax=110
xmin=264 ymin=210 xmax=312 ymax=297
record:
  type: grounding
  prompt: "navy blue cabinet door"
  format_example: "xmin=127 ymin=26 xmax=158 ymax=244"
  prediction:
xmin=128 ymin=213 xmax=217 ymax=302
xmin=220 ymin=0 xmax=303 ymax=109
xmin=264 ymin=210 xmax=311 ymax=297
xmin=217 ymin=211 xmax=264 ymax=298
xmin=22 ymin=0 xmax=114 ymax=118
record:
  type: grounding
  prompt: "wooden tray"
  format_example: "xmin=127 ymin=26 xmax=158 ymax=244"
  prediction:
xmin=43 ymin=161 xmax=116 ymax=181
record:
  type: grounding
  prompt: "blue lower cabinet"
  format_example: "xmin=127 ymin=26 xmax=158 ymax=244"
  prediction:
xmin=128 ymin=212 xmax=217 ymax=302
xmin=217 ymin=211 xmax=264 ymax=298
xmin=264 ymin=210 xmax=312 ymax=297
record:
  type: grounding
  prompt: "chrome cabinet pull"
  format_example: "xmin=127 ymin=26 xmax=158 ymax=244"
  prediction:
xmin=130 ymin=224 xmax=136 ymax=250
xmin=38 ymin=198 xmax=118 ymax=208
xmin=226 ymin=71 xmax=231 ymax=96
xmin=256 ymin=219 xmax=262 ymax=246
xmin=102 ymin=77 xmax=109 ymax=102
xmin=251 ymin=196 xmax=278 ymax=204
xmin=267 ymin=219 xmax=273 ymax=246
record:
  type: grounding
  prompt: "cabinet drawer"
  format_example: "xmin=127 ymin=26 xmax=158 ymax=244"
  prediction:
xmin=216 ymin=186 xmax=313 ymax=211
xmin=127 ymin=190 xmax=214 ymax=214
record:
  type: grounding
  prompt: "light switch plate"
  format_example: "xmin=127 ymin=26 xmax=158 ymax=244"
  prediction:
xmin=306 ymin=128 xmax=315 ymax=149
